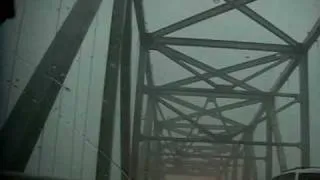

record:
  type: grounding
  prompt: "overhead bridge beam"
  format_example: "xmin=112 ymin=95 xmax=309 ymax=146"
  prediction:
xmin=146 ymin=86 xmax=299 ymax=99
xmin=162 ymin=123 xmax=240 ymax=131
xmin=142 ymin=136 xmax=299 ymax=147
xmin=154 ymin=37 xmax=299 ymax=53
xmin=156 ymin=152 xmax=265 ymax=160
xmin=151 ymin=0 xmax=257 ymax=37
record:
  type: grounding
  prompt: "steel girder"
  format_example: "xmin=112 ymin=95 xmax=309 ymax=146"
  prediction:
xmin=95 ymin=0 xmax=132 ymax=179
xmin=1 ymin=0 xmax=319 ymax=179
xmin=131 ymin=0 xmax=319 ymax=179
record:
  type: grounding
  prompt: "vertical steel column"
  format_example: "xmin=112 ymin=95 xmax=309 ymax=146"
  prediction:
xmin=242 ymin=131 xmax=254 ymax=180
xmin=151 ymin=120 xmax=163 ymax=180
xmin=231 ymin=145 xmax=239 ymax=180
xmin=271 ymin=97 xmax=288 ymax=171
xmin=266 ymin=100 xmax=273 ymax=180
xmin=120 ymin=1 xmax=132 ymax=179
xmin=131 ymin=47 xmax=148 ymax=180
xmin=95 ymin=0 xmax=129 ymax=179
xmin=223 ymin=159 xmax=230 ymax=180
xmin=299 ymin=53 xmax=310 ymax=167
xmin=138 ymin=97 xmax=154 ymax=180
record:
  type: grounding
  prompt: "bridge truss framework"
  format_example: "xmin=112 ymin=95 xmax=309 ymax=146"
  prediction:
xmin=0 ymin=0 xmax=320 ymax=180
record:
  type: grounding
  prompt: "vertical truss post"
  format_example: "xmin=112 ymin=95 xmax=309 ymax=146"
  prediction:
xmin=0 ymin=0 xmax=103 ymax=171
xmin=271 ymin=97 xmax=288 ymax=171
xmin=131 ymin=47 xmax=148 ymax=180
xmin=266 ymin=100 xmax=273 ymax=180
xmin=223 ymin=158 xmax=230 ymax=180
xmin=299 ymin=53 xmax=310 ymax=167
xmin=95 ymin=0 xmax=130 ymax=179
xmin=138 ymin=96 xmax=154 ymax=180
xmin=120 ymin=1 xmax=132 ymax=179
xmin=242 ymin=131 xmax=254 ymax=180
xmin=151 ymin=121 xmax=163 ymax=180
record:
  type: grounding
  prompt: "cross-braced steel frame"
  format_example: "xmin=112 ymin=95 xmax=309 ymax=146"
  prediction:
xmin=0 ymin=0 xmax=319 ymax=180
xmin=131 ymin=0 xmax=320 ymax=180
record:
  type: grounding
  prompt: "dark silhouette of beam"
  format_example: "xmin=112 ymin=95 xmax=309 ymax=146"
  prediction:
xmin=0 ymin=0 xmax=103 ymax=171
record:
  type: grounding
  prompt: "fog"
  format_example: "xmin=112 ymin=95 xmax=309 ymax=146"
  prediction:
xmin=0 ymin=0 xmax=320 ymax=180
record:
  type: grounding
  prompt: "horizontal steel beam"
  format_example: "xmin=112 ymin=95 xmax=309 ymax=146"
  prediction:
xmin=162 ymin=143 xmax=231 ymax=152
xmin=147 ymin=87 xmax=299 ymax=99
xmin=163 ymin=168 xmax=219 ymax=177
xmin=303 ymin=16 xmax=320 ymax=50
xmin=157 ymin=153 xmax=264 ymax=160
xmin=160 ymin=53 xmax=291 ymax=88
xmin=162 ymin=122 xmax=240 ymax=131
xmin=151 ymin=0 xmax=256 ymax=37
xmin=154 ymin=37 xmax=297 ymax=52
xmin=168 ymin=128 xmax=206 ymax=138
xmin=142 ymin=136 xmax=299 ymax=147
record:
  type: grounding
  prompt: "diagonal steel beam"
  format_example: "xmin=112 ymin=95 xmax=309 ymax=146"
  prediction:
xmin=133 ymin=0 xmax=147 ymax=36
xmin=225 ymin=0 xmax=299 ymax=46
xmin=161 ymin=95 xmax=243 ymax=128
xmin=234 ymin=57 xmax=288 ymax=86
xmin=152 ymin=0 xmax=256 ymax=37
xmin=161 ymin=51 xmax=218 ymax=88
xmin=155 ymin=37 xmax=297 ymax=53
xmin=0 ymin=0 xmax=103 ymax=171
xmin=160 ymin=53 xmax=291 ymax=88
xmin=158 ymin=97 xmax=223 ymax=140
xmin=156 ymin=45 xmax=261 ymax=91
xmin=230 ymin=57 xmax=301 ymax=137
xmin=303 ymin=16 xmax=320 ymax=50
xmin=230 ymin=99 xmax=297 ymax=137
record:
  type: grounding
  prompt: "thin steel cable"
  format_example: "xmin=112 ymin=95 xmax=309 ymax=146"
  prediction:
xmin=52 ymin=0 xmax=64 ymax=176
xmin=79 ymin=12 xmax=99 ymax=180
xmin=3 ymin=0 xmax=26 ymax=123
xmin=70 ymin=47 xmax=82 ymax=178
xmin=60 ymin=119 xmax=131 ymax=179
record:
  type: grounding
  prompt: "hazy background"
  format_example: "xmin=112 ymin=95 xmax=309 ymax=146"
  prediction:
xmin=0 ymin=0 xmax=320 ymax=179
